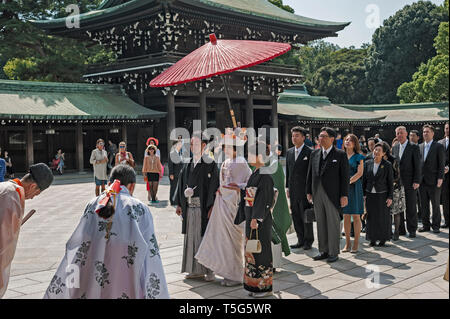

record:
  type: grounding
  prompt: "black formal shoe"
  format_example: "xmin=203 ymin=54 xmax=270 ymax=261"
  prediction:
xmin=399 ymin=231 xmax=407 ymax=236
xmin=327 ymin=255 xmax=339 ymax=263
xmin=303 ymin=244 xmax=312 ymax=250
xmin=369 ymin=241 xmax=376 ymax=247
xmin=378 ymin=241 xmax=386 ymax=247
xmin=408 ymin=233 xmax=416 ymax=238
xmin=432 ymin=229 xmax=440 ymax=234
xmin=313 ymin=253 xmax=329 ymax=261
xmin=441 ymin=223 xmax=449 ymax=229
xmin=290 ymin=243 xmax=303 ymax=249
xmin=392 ymin=235 xmax=399 ymax=241
xmin=418 ymin=227 xmax=430 ymax=233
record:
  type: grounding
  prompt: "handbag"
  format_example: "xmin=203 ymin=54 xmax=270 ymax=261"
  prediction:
xmin=303 ymin=207 xmax=316 ymax=223
xmin=246 ymin=229 xmax=262 ymax=254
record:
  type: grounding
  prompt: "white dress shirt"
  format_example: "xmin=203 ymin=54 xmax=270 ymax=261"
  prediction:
xmin=399 ymin=140 xmax=408 ymax=160
xmin=423 ymin=140 xmax=433 ymax=161
xmin=322 ymin=145 xmax=333 ymax=160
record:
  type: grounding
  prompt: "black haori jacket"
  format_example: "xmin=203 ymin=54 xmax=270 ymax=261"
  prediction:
xmin=174 ymin=157 xmax=219 ymax=236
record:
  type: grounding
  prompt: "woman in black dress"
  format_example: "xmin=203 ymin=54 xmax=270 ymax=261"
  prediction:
xmin=242 ymin=141 xmax=275 ymax=298
xmin=363 ymin=142 xmax=394 ymax=246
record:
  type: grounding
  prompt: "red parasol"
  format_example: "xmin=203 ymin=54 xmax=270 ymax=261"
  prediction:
xmin=150 ymin=34 xmax=291 ymax=128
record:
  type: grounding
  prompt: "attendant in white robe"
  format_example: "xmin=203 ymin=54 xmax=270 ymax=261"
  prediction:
xmin=195 ymin=141 xmax=252 ymax=286
xmin=44 ymin=165 xmax=169 ymax=299
xmin=0 ymin=163 xmax=53 ymax=298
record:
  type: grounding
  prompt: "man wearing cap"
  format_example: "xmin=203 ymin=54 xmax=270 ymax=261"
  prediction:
xmin=0 ymin=163 xmax=53 ymax=298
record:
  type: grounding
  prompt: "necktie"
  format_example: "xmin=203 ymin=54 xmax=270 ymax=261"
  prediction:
xmin=323 ymin=150 xmax=328 ymax=160
xmin=295 ymin=149 xmax=299 ymax=161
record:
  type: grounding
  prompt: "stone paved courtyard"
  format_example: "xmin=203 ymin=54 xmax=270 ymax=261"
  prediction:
xmin=3 ymin=174 xmax=449 ymax=299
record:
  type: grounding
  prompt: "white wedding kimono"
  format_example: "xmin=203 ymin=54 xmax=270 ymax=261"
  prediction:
xmin=195 ymin=157 xmax=252 ymax=282
xmin=0 ymin=181 xmax=25 ymax=298
xmin=44 ymin=186 xmax=169 ymax=299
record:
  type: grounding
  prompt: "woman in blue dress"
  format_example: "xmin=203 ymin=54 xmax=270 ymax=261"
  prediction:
xmin=342 ymin=134 xmax=365 ymax=253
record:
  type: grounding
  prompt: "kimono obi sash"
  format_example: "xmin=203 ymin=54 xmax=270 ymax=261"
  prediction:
xmin=188 ymin=196 xmax=201 ymax=208
xmin=244 ymin=187 xmax=257 ymax=207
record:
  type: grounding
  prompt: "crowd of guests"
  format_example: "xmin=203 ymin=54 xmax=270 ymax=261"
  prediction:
xmin=169 ymin=122 xmax=448 ymax=298
xmin=1 ymin=122 xmax=448 ymax=299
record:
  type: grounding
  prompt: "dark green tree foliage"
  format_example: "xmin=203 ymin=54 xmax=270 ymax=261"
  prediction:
xmin=365 ymin=1 xmax=448 ymax=104
xmin=268 ymin=0 xmax=294 ymax=13
xmin=311 ymin=48 xmax=371 ymax=104
xmin=398 ymin=0 xmax=449 ymax=103
xmin=0 ymin=0 xmax=115 ymax=82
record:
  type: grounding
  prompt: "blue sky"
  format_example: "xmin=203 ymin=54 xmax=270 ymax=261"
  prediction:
xmin=283 ymin=0 xmax=445 ymax=48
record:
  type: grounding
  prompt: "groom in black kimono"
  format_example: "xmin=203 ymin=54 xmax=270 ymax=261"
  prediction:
xmin=174 ymin=133 xmax=220 ymax=280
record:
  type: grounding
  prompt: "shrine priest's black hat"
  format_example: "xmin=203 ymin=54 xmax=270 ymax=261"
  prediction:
xmin=29 ymin=163 xmax=54 ymax=191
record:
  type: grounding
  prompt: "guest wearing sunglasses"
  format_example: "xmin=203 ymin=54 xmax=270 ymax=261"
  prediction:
xmin=115 ymin=142 xmax=135 ymax=168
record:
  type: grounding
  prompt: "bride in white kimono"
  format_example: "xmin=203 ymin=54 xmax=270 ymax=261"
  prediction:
xmin=44 ymin=165 xmax=169 ymax=299
xmin=195 ymin=140 xmax=252 ymax=286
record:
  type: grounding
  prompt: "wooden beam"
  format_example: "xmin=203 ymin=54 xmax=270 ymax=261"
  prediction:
xmin=199 ymin=91 xmax=207 ymax=131
xmin=122 ymin=123 xmax=128 ymax=144
xmin=76 ymin=122 xmax=84 ymax=172
xmin=166 ymin=91 xmax=176 ymax=159
xmin=271 ymin=96 xmax=278 ymax=128
xmin=246 ymin=94 xmax=254 ymax=129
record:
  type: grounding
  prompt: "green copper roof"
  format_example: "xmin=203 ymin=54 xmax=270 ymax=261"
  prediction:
xmin=31 ymin=0 xmax=349 ymax=33
xmin=185 ymin=0 xmax=350 ymax=29
xmin=0 ymin=80 xmax=166 ymax=120
xmin=278 ymin=85 xmax=385 ymax=122
xmin=340 ymin=103 xmax=449 ymax=123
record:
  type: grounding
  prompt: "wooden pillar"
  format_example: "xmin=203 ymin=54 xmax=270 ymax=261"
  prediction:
xmin=271 ymin=96 xmax=278 ymax=128
xmin=76 ymin=122 xmax=84 ymax=172
xmin=121 ymin=123 xmax=128 ymax=144
xmin=199 ymin=91 xmax=207 ymax=131
xmin=166 ymin=91 xmax=176 ymax=158
xmin=246 ymin=94 xmax=254 ymax=128
xmin=26 ymin=123 xmax=33 ymax=169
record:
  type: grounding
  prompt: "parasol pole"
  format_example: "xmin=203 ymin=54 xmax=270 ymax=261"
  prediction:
xmin=220 ymin=75 xmax=238 ymax=129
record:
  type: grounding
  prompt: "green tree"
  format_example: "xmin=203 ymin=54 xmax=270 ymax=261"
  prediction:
xmin=365 ymin=1 xmax=448 ymax=104
xmin=310 ymin=48 xmax=371 ymax=104
xmin=273 ymin=40 xmax=340 ymax=92
xmin=0 ymin=0 xmax=115 ymax=82
xmin=398 ymin=0 xmax=449 ymax=103
xmin=268 ymin=0 xmax=295 ymax=13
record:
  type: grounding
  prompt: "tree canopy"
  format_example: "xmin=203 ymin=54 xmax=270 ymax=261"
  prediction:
xmin=268 ymin=0 xmax=295 ymax=13
xmin=365 ymin=1 xmax=448 ymax=104
xmin=310 ymin=48 xmax=372 ymax=104
xmin=397 ymin=0 xmax=449 ymax=103
xmin=0 ymin=0 xmax=115 ymax=82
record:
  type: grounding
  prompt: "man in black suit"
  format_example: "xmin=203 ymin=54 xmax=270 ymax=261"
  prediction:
xmin=392 ymin=126 xmax=422 ymax=238
xmin=418 ymin=124 xmax=445 ymax=233
xmin=439 ymin=122 xmax=449 ymax=228
xmin=286 ymin=126 xmax=313 ymax=250
xmin=307 ymin=127 xmax=349 ymax=263
xmin=168 ymin=141 xmax=183 ymax=206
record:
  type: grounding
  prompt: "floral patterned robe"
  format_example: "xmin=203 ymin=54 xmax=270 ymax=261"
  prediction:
xmin=44 ymin=186 xmax=169 ymax=299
